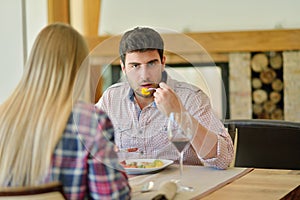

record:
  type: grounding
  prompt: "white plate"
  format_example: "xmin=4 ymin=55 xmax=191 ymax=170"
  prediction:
xmin=122 ymin=159 xmax=174 ymax=175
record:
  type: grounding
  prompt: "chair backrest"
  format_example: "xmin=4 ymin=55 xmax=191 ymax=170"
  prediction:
xmin=224 ymin=119 xmax=300 ymax=170
xmin=0 ymin=182 xmax=66 ymax=200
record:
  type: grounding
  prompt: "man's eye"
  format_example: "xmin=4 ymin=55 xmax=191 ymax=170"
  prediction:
xmin=148 ymin=62 xmax=157 ymax=67
xmin=129 ymin=64 xmax=139 ymax=68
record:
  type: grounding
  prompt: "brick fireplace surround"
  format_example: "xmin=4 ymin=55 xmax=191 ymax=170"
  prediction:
xmin=86 ymin=29 xmax=300 ymax=122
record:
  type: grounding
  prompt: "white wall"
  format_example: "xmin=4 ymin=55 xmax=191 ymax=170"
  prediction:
xmin=0 ymin=0 xmax=47 ymax=103
xmin=25 ymin=0 xmax=48 ymax=58
xmin=99 ymin=0 xmax=300 ymax=35
xmin=0 ymin=0 xmax=24 ymax=103
xmin=166 ymin=66 xmax=224 ymax=119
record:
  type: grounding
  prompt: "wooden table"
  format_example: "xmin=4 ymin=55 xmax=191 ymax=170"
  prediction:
xmin=202 ymin=168 xmax=300 ymax=200
xmin=129 ymin=165 xmax=300 ymax=200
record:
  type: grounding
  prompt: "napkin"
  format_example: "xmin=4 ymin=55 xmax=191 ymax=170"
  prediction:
xmin=151 ymin=181 xmax=178 ymax=200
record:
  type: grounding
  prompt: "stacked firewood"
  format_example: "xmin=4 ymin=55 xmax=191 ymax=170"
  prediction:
xmin=251 ymin=52 xmax=284 ymax=119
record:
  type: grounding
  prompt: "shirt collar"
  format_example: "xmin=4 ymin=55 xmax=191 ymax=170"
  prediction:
xmin=129 ymin=88 xmax=135 ymax=102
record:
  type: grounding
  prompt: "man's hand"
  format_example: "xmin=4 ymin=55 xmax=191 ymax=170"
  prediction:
xmin=153 ymin=82 xmax=185 ymax=116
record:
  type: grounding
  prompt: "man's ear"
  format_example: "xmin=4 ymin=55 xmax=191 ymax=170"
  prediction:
xmin=120 ymin=60 xmax=126 ymax=73
xmin=161 ymin=55 xmax=166 ymax=71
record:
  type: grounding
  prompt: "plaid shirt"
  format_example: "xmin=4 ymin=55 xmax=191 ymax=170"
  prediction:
xmin=96 ymin=75 xmax=234 ymax=169
xmin=51 ymin=101 xmax=131 ymax=200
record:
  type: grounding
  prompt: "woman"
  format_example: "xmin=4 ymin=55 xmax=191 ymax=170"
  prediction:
xmin=0 ymin=23 xmax=131 ymax=199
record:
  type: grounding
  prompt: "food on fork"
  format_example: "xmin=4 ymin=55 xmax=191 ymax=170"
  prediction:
xmin=141 ymin=87 xmax=151 ymax=95
xmin=141 ymin=87 xmax=157 ymax=95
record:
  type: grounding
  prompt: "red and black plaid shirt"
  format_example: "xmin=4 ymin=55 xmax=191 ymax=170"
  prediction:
xmin=51 ymin=101 xmax=131 ymax=200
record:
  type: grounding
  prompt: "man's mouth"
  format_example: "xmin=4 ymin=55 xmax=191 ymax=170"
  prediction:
xmin=140 ymin=83 xmax=159 ymax=88
xmin=141 ymin=84 xmax=152 ymax=89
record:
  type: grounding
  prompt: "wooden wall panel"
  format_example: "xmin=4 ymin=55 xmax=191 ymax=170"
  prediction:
xmin=48 ymin=0 xmax=70 ymax=24
xmin=83 ymin=0 xmax=101 ymax=36
xmin=86 ymin=29 xmax=300 ymax=64
xmin=186 ymin=29 xmax=300 ymax=53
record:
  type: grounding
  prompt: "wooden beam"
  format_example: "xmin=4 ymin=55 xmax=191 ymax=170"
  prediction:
xmin=165 ymin=52 xmax=229 ymax=64
xmin=185 ymin=29 xmax=300 ymax=53
xmin=85 ymin=29 xmax=300 ymax=64
xmin=89 ymin=53 xmax=228 ymax=65
xmin=83 ymin=0 xmax=101 ymax=36
xmin=86 ymin=35 xmax=116 ymax=52
xmin=48 ymin=0 xmax=70 ymax=24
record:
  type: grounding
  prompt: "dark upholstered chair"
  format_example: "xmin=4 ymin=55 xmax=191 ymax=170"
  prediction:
xmin=224 ymin=119 xmax=300 ymax=170
xmin=0 ymin=182 xmax=66 ymax=200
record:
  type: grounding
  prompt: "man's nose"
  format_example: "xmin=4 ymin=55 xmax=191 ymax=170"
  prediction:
xmin=139 ymin=64 xmax=150 ymax=78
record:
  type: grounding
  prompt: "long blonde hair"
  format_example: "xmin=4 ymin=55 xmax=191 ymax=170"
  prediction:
xmin=0 ymin=23 xmax=89 ymax=186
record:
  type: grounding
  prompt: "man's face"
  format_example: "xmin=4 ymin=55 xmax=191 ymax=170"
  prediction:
xmin=121 ymin=50 xmax=165 ymax=97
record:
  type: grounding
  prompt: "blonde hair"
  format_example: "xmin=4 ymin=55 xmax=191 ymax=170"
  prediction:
xmin=0 ymin=23 xmax=90 ymax=186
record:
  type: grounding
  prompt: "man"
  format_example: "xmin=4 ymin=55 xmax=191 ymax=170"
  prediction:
xmin=96 ymin=27 xmax=233 ymax=169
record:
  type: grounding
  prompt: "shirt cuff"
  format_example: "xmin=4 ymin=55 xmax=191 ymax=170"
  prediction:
xmin=200 ymin=134 xmax=232 ymax=169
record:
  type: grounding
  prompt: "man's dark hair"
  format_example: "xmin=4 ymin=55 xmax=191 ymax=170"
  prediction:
xmin=119 ymin=27 xmax=164 ymax=64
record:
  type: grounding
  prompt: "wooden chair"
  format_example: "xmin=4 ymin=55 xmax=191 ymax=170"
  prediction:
xmin=224 ymin=119 xmax=300 ymax=170
xmin=0 ymin=182 xmax=66 ymax=200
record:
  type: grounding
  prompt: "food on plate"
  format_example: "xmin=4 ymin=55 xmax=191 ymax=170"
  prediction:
xmin=126 ymin=147 xmax=138 ymax=152
xmin=120 ymin=159 xmax=164 ymax=168
xmin=141 ymin=87 xmax=150 ymax=95
xmin=119 ymin=147 xmax=138 ymax=152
